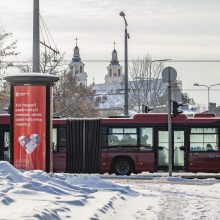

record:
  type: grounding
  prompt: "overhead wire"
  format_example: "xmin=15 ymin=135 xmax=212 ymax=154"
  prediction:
xmin=39 ymin=13 xmax=65 ymax=74
xmin=39 ymin=24 xmax=45 ymax=45
xmin=40 ymin=13 xmax=59 ymax=53
xmin=6 ymin=59 xmax=220 ymax=63
xmin=40 ymin=14 xmax=51 ymax=48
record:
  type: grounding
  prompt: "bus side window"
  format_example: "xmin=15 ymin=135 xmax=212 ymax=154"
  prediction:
xmin=101 ymin=126 xmax=108 ymax=148
xmin=140 ymin=128 xmax=153 ymax=151
xmin=58 ymin=127 xmax=67 ymax=152
xmin=190 ymin=128 xmax=218 ymax=152
xmin=108 ymin=128 xmax=137 ymax=147
xmin=52 ymin=128 xmax=58 ymax=152
xmin=4 ymin=131 xmax=10 ymax=162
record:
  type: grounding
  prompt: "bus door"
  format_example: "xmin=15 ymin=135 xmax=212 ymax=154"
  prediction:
xmin=173 ymin=130 xmax=185 ymax=170
xmin=156 ymin=129 xmax=185 ymax=171
xmin=0 ymin=127 xmax=10 ymax=162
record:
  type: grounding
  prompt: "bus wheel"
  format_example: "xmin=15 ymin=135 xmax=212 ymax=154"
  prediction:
xmin=114 ymin=158 xmax=132 ymax=175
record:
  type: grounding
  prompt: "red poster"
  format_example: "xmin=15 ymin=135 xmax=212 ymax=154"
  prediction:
xmin=50 ymin=86 xmax=53 ymax=172
xmin=13 ymin=86 xmax=46 ymax=170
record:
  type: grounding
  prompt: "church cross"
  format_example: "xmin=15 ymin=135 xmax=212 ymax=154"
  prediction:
xmin=113 ymin=41 xmax=116 ymax=49
xmin=75 ymin=37 xmax=78 ymax=46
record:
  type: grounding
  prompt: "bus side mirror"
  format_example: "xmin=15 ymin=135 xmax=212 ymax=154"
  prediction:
xmin=158 ymin=146 xmax=164 ymax=151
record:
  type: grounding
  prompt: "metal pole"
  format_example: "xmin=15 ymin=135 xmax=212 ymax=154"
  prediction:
xmin=168 ymin=68 xmax=172 ymax=177
xmin=124 ymin=26 xmax=129 ymax=116
xmin=208 ymin=86 xmax=210 ymax=111
xmin=33 ymin=0 xmax=40 ymax=72
xmin=149 ymin=62 xmax=152 ymax=106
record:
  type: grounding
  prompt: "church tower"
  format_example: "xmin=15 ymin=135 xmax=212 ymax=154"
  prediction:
xmin=69 ymin=38 xmax=87 ymax=86
xmin=105 ymin=42 xmax=123 ymax=84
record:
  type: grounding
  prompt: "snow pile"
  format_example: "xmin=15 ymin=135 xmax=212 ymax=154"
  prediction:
xmin=65 ymin=174 xmax=138 ymax=195
xmin=0 ymin=161 xmax=30 ymax=183
xmin=0 ymin=161 xmax=137 ymax=219
xmin=0 ymin=161 xmax=220 ymax=219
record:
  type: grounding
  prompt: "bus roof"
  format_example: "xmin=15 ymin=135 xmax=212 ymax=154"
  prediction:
xmin=101 ymin=113 xmax=220 ymax=125
xmin=1 ymin=113 xmax=220 ymax=126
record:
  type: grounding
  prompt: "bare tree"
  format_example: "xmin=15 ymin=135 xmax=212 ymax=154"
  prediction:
xmin=40 ymin=48 xmax=65 ymax=74
xmin=0 ymin=27 xmax=18 ymax=112
xmin=17 ymin=48 xmax=65 ymax=74
xmin=54 ymin=72 xmax=98 ymax=117
xmin=0 ymin=82 xmax=10 ymax=113
xmin=39 ymin=49 xmax=97 ymax=117
xmin=128 ymin=56 xmax=195 ymax=114
xmin=128 ymin=55 xmax=166 ymax=113
xmin=0 ymin=27 xmax=18 ymax=63
xmin=182 ymin=92 xmax=195 ymax=105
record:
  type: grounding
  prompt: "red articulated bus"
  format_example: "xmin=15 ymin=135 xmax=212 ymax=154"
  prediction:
xmin=1 ymin=113 xmax=220 ymax=175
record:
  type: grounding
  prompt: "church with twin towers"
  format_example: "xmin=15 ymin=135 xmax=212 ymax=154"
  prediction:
xmin=68 ymin=39 xmax=124 ymax=86
xmin=68 ymin=38 xmax=125 ymax=114
xmin=68 ymin=39 xmax=183 ymax=115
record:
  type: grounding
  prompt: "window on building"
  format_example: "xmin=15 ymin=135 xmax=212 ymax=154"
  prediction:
xmin=80 ymin=66 xmax=82 ymax=73
xmin=109 ymin=69 xmax=112 ymax=77
xmin=190 ymin=128 xmax=219 ymax=151
xmin=114 ymin=72 xmax=117 ymax=77
xmin=118 ymin=69 xmax=121 ymax=76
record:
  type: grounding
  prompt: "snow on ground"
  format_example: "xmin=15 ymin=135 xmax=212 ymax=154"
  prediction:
xmin=0 ymin=161 xmax=220 ymax=220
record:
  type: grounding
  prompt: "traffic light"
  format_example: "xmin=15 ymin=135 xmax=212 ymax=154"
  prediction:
xmin=3 ymin=105 xmax=10 ymax=114
xmin=172 ymin=101 xmax=183 ymax=117
xmin=142 ymin=105 xmax=154 ymax=113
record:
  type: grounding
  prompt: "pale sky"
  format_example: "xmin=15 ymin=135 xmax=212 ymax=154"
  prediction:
xmin=1 ymin=0 xmax=220 ymax=108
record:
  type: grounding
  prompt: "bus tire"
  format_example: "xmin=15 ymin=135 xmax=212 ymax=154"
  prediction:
xmin=113 ymin=158 xmax=133 ymax=175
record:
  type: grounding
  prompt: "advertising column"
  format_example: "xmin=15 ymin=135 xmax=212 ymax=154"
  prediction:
xmin=13 ymin=86 xmax=46 ymax=170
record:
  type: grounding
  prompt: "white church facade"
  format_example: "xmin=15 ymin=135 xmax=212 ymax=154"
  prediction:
xmin=104 ymin=44 xmax=123 ymax=84
xmin=68 ymin=40 xmax=88 ymax=86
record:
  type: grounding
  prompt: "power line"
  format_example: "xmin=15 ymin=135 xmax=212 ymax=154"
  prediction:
xmin=182 ymin=89 xmax=220 ymax=91
xmin=5 ymin=59 xmax=220 ymax=63
xmin=39 ymin=14 xmax=60 ymax=55
xmin=169 ymin=60 xmax=220 ymax=63
xmin=64 ymin=59 xmax=220 ymax=63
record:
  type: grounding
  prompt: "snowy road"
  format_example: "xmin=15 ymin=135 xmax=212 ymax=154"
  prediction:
xmin=99 ymin=178 xmax=220 ymax=220
xmin=1 ymin=161 xmax=220 ymax=220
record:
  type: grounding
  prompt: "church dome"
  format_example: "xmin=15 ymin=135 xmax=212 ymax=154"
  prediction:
xmin=72 ymin=43 xmax=81 ymax=62
xmin=110 ymin=48 xmax=119 ymax=65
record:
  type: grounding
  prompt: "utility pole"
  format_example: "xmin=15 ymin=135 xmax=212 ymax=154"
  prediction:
xmin=167 ymin=78 xmax=172 ymax=177
xmin=119 ymin=11 xmax=129 ymax=116
xmin=162 ymin=66 xmax=177 ymax=177
xmin=33 ymin=0 xmax=40 ymax=72
xmin=124 ymin=25 xmax=129 ymax=116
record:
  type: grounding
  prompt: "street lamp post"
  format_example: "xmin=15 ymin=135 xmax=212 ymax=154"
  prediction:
xmin=120 ymin=11 xmax=129 ymax=116
xmin=193 ymin=83 xmax=220 ymax=110
xmin=33 ymin=0 xmax=40 ymax=72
